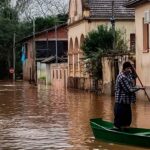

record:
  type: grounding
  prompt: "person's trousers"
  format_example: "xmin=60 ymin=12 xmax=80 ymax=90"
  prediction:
xmin=114 ymin=103 xmax=131 ymax=128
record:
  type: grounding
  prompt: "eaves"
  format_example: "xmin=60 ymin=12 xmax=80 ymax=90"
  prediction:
xmin=68 ymin=16 xmax=135 ymax=28
xmin=125 ymin=0 xmax=150 ymax=8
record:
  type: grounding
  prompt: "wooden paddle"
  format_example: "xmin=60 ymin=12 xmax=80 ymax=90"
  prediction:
xmin=131 ymin=65 xmax=150 ymax=102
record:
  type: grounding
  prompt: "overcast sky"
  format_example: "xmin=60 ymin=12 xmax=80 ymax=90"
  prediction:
xmin=10 ymin=0 xmax=69 ymax=19
xmin=11 ymin=0 xmax=69 ymax=6
xmin=11 ymin=0 xmax=16 ymax=6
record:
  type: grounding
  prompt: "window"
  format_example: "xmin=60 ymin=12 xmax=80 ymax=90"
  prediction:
xmin=35 ymin=41 xmax=68 ymax=58
xmin=53 ymin=70 xmax=55 ymax=79
xmin=130 ymin=33 xmax=135 ymax=51
xmin=143 ymin=18 xmax=149 ymax=52
xmin=56 ymin=70 xmax=58 ymax=79
xmin=60 ymin=70 xmax=62 ymax=79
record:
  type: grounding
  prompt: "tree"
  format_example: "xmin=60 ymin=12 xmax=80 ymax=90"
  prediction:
xmin=0 ymin=0 xmax=11 ymax=7
xmin=15 ymin=0 xmax=68 ymax=21
xmin=81 ymin=25 xmax=128 ymax=91
xmin=0 ymin=2 xmax=19 ymax=79
xmin=34 ymin=14 xmax=68 ymax=32
xmin=0 ymin=0 xmax=68 ymax=79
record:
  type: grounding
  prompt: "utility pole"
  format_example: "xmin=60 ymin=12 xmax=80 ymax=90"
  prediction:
xmin=54 ymin=20 xmax=65 ymax=64
xmin=55 ymin=23 xmax=58 ymax=64
xmin=46 ymin=30 xmax=49 ymax=57
xmin=13 ymin=32 xmax=16 ymax=81
xmin=110 ymin=1 xmax=116 ymax=96
xmin=33 ymin=18 xmax=37 ymax=85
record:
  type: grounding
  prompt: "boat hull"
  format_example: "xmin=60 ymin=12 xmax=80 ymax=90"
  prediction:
xmin=90 ymin=118 xmax=150 ymax=148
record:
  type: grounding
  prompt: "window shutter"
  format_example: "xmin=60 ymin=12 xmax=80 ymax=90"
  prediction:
xmin=143 ymin=18 xmax=149 ymax=52
xmin=130 ymin=33 xmax=135 ymax=51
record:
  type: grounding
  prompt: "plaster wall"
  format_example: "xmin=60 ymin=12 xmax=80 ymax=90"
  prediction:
xmin=135 ymin=3 xmax=150 ymax=86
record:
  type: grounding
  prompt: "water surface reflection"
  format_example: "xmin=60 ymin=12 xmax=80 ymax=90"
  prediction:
xmin=0 ymin=82 xmax=149 ymax=150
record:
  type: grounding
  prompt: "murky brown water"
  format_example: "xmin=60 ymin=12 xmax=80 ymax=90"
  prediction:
xmin=0 ymin=81 xmax=149 ymax=150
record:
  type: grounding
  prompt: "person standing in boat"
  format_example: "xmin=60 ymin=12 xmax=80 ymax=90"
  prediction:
xmin=114 ymin=61 xmax=144 ymax=130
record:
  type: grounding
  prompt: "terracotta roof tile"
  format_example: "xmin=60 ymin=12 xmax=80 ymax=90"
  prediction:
xmin=84 ymin=0 xmax=135 ymax=19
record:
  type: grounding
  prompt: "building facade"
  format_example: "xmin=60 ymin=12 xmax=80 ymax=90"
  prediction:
xmin=126 ymin=0 xmax=150 ymax=90
xmin=68 ymin=0 xmax=136 ymax=94
xmin=21 ymin=24 xmax=68 ymax=86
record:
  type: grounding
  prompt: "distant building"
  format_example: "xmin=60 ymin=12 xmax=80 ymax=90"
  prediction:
xmin=21 ymin=24 xmax=68 ymax=87
xmin=68 ymin=0 xmax=136 ymax=94
xmin=126 ymin=0 xmax=150 ymax=90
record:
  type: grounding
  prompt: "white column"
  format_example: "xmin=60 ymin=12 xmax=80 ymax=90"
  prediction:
xmin=73 ymin=54 xmax=75 ymax=77
xmin=68 ymin=54 xmax=70 ymax=77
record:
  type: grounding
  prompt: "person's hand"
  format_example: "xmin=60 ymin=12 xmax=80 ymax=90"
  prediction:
xmin=132 ymin=101 xmax=136 ymax=104
xmin=140 ymin=87 xmax=145 ymax=90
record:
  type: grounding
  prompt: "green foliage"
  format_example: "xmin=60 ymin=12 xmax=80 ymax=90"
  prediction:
xmin=35 ymin=17 xmax=55 ymax=32
xmin=0 ymin=1 xmax=68 ymax=79
xmin=39 ymin=76 xmax=46 ymax=80
xmin=35 ymin=14 xmax=68 ymax=32
xmin=82 ymin=25 xmax=113 ymax=57
xmin=0 ymin=7 xmax=18 ymax=20
xmin=0 ymin=7 xmax=18 ymax=62
xmin=115 ymin=29 xmax=128 ymax=52
xmin=57 ymin=14 xmax=68 ymax=23
xmin=0 ymin=0 xmax=11 ymax=7
xmin=0 ymin=1 xmax=18 ymax=78
xmin=81 ymin=25 xmax=128 ymax=81
xmin=17 ymin=14 xmax=68 ymax=36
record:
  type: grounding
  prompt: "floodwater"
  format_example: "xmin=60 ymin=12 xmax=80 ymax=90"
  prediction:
xmin=0 ymin=81 xmax=149 ymax=150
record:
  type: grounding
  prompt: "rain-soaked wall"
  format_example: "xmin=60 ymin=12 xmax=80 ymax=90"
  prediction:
xmin=50 ymin=63 xmax=68 ymax=88
xmin=102 ymin=55 xmax=135 ymax=95
xmin=135 ymin=3 xmax=150 ymax=88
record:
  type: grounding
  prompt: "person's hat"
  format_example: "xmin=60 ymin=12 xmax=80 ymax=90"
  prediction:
xmin=123 ymin=61 xmax=132 ymax=70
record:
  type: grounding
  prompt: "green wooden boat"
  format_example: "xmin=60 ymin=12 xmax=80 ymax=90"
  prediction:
xmin=90 ymin=118 xmax=150 ymax=148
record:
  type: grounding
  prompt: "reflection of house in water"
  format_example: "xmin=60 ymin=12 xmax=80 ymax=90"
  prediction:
xmin=21 ymin=24 xmax=68 ymax=87
xmin=68 ymin=0 xmax=136 ymax=95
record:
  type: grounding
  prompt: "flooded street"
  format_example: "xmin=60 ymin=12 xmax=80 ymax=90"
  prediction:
xmin=0 ymin=81 xmax=149 ymax=150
